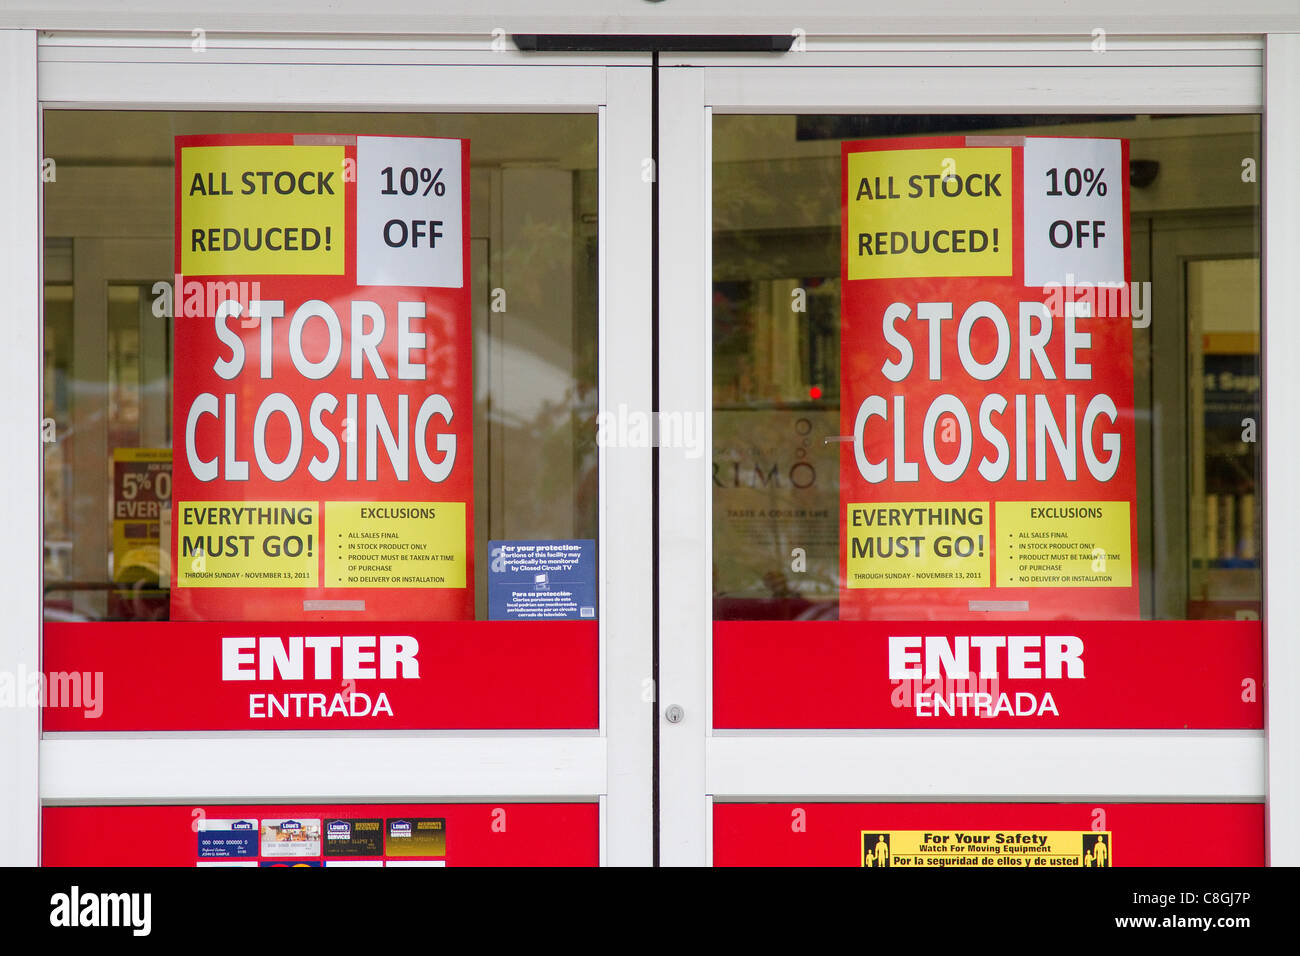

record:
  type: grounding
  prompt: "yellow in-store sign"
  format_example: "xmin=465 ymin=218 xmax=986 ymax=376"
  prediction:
xmin=180 ymin=144 xmax=345 ymax=276
xmin=325 ymin=502 xmax=466 ymax=589
xmin=175 ymin=500 xmax=319 ymax=588
xmin=845 ymin=500 xmax=990 ymax=588
xmin=847 ymin=147 xmax=1013 ymax=281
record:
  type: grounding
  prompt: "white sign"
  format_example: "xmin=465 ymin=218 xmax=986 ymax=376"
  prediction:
xmin=356 ymin=136 xmax=463 ymax=288
xmin=1023 ymin=138 xmax=1125 ymax=287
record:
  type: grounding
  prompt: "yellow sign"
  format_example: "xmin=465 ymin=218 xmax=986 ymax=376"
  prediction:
xmin=176 ymin=501 xmax=319 ymax=587
xmin=325 ymin=502 xmax=466 ymax=588
xmin=996 ymin=501 xmax=1132 ymax=588
xmin=179 ymin=144 xmax=345 ymax=276
xmin=111 ymin=448 xmax=172 ymax=590
xmin=846 ymin=147 xmax=1013 ymax=280
xmin=861 ymin=830 xmax=1113 ymax=868
xmin=845 ymin=501 xmax=990 ymax=588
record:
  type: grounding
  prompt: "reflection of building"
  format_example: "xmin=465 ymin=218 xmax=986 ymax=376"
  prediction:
xmin=713 ymin=408 xmax=841 ymax=612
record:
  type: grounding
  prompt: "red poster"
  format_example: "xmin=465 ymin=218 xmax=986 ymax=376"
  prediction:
xmin=171 ymin=134 xmax=473 ymax=621
xmin=840 ymin=136 xmax=1137 ymax=620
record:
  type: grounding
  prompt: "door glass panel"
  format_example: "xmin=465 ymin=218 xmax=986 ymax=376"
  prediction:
xmin=40 ymin=109 xmax=601 ymax=734
xmin=711 ymin=113 xmax=1262 ymax=624
xmin=41 ymin=110 xmax=599 ymax=625
xmin=709 ymin=112 xmax=1262 ymax=734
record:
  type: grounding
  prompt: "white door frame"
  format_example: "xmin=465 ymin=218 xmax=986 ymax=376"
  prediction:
xmin=0 ymin=28 xmax=42 ymax=870
xmin=656 ymin=39 xmax=1299 ymax=866
xmin=0 ymin=34 xmax=654 ymax=867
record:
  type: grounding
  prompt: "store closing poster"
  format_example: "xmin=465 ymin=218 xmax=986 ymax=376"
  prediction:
xmin=840 ymin=136 xmax=1138 ymax=619
xmin=171 ymin=134 xmax=472 ymax=621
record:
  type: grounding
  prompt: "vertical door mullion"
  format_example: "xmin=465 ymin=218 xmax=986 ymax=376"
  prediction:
xmin=656 ymin=66 xmax=711 ymax=867
xmin=602 ymin=64 xmax=656 ymax=866
xmin=1263 ymin=32 xmax=1300 ymax=866
xmin=0 ymin=28 xmax=40 ymax=867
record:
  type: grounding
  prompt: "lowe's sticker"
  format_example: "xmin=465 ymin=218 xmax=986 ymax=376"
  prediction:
xmin=197 ymin=818 xmax=258 ymax=858
xmin=325 ymin=818 xmax=383 ymax=857
xmin=260 ymin=818 xmax=321 ymax=857
xmin=488 ymin=539 xmax=596 ymax=621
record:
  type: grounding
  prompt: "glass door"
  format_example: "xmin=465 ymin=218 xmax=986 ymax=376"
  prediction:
xmin=656 ymin=44 xmax=1273 ymax=866
xmin=28 ymin=41 xmax=654 ymax=867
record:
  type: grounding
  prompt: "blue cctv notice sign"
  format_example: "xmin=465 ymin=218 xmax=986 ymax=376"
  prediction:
xmin=488 ymin=539 xmax=597 ymax=621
